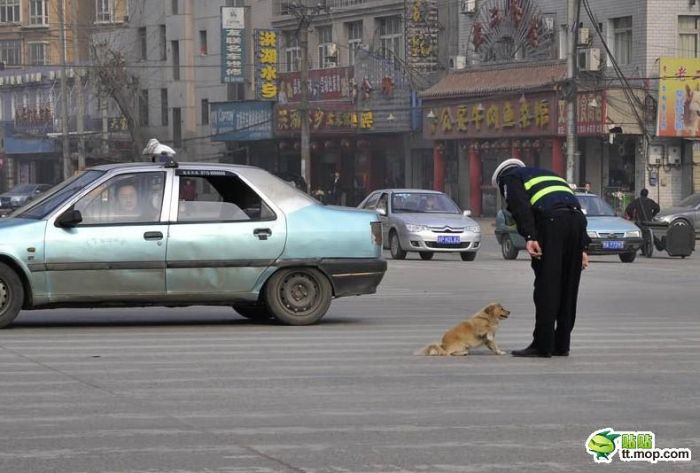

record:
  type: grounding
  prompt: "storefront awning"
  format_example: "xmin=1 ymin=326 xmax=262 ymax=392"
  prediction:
xmin=420 ymin=61 xmax=567 ymax=100
xmin=605 ymin=88 xmax=646 ymax=136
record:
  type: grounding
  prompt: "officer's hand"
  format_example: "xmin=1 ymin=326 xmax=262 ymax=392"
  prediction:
xmin=526 ymin=240 xmax=542 ymax=258
xmin=582 ymin=251 xmax=589 ymax=270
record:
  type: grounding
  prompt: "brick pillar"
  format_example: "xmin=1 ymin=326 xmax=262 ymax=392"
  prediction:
xmin=469 ymin=143 xmax=481 ymax=216
xmin=433 ymin=142 xmax=444 ymax=192
xmin=551 ymin=137 xmax=565 ymax=176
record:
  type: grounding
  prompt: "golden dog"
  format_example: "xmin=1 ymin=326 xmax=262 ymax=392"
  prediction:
xmin=415 ymin=303 xmax=510 ymax=356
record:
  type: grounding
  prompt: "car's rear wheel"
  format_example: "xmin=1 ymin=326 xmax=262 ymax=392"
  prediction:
xmin=419 ymin=251 xmax=434 ymax=260
xmin=264 ymin=268 xmax=332 ymax=325
xmin=460 ymin=252 xmax=477 ymax=261
xmin=619 ymin=252 xmax=637 ymax=263
xmin=0 ymin=263 xmax=23 ymax=329
xmin=501 ymin=235 xmax=519 ymax=260
xmin=389 ymin=231 xmax=407 ymax=260
xmin=232 ymin=304 xmax=274 ymax=322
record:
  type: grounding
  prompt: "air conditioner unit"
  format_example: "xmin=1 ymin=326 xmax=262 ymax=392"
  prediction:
xmin=449 ymin=55 xmax=467 ymax=70
xmin=15 ymin=75 xmax=22 ymax=84
xmin=461 ymin=0 xmax=477 ymax=14
xmin=647 ymin=144 xmax=663 ymax=165
xmin=667 ymin=145 xmax=681 ymax=165
xmin=34 ymin=72 xmax=42 ymax=82
xmin=67 ymin=68 xmax=75 ymax=78
xmin=48 ymin=71 xmax=56 ymax=80
xmin=578 ymin=48 xmax=601 ymax=71
xmin=578 ymin=27 xmax=591 ymax=46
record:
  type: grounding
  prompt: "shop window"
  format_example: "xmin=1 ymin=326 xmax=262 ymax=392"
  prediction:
xmin=610 ymin=16 xmax=632 ymax=65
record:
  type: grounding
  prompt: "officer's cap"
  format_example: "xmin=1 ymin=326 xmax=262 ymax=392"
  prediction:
xmin=491 ymin=158 xmax=525 ymax=187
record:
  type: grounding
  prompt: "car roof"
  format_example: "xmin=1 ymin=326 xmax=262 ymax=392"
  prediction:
xmin=372 ymin=189 xmax=445 ymax=194
xmin=89 ymin=162 xmax=258 ymax=172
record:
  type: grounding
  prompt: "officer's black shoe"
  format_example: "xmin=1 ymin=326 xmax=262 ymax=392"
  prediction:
xmin=511 ymin=347 xmax=552 ymax=358
xmin=552 ymin=351 xmax=569 ymax=357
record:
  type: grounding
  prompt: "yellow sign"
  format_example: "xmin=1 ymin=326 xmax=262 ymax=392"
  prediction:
xmin=657 ymin=57 xmax=700 ymax=137
xmin=255 ymin=29 xmax=278 ymax=100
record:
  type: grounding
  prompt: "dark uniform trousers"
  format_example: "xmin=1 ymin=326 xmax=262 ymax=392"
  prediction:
xmin=530 ymin=208 xmax=587 ymax=354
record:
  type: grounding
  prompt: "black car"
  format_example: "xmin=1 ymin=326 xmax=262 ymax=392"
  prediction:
xmin=0 ymin=184 xmax=53 ymax=211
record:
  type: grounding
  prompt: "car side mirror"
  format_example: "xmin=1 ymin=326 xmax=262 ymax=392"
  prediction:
xmin=376 ymin=207 xmax=387 ymax=216
xmin=56 ymin=209 xmax=83 ymax=228
xmin=463 ymin=210 xmax=471 ymax=217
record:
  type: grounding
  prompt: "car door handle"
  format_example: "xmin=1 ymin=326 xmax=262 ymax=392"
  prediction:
xmin=144 ymin=231 xmax=163 ymax=241
xmin=253 ymin=228 xmax=272 ymax=240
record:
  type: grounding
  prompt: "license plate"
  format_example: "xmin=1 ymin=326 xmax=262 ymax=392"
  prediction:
xmin=602 ymin=240 xmax=624 ymax=250
xmin=437 ymin=235 xmax=460 ymax=244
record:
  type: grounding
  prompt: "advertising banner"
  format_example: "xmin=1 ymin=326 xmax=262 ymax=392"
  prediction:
xmin=657 ymin=57 xmax=700 ymax=137
xmin=221 ymin=7 xmax=246 ymax=83
xmin=210 ymin=101 xmax=273 ymax=141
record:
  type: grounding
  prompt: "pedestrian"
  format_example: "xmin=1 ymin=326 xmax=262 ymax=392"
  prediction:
xmin=328 ymin=171 xmax=341 ymax=204
xmin=624 ymin=188 xmax=660 ymax=225
xmin=492 ymin=159 xmax=591 ymax=357
xmin=181 ymin=179 xmax=197 ymax=201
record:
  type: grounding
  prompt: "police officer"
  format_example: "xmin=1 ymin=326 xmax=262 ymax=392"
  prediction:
xmin=492 ymin=159 xmax=591 ymax=357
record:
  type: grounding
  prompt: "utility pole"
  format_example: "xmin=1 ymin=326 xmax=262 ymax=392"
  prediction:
xmin=58 ymin=0 xmax=71 ymax=179
xmin=566 ymin=0 xmax=579 ymax=183
xmin=71 ymin=0 xmax=85 ymax=170
xmin=289 ymin=3 xmax=327 ymax=192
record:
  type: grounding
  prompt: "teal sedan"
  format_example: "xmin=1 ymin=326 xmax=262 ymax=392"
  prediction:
xmin=495 ymin=193 xmax=643 ymax=263
xmin=0 ymin=162 xmax=386 ymax=328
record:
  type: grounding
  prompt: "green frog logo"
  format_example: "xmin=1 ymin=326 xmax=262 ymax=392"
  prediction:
xmin=586 ymin=428 xmax=621 ymax=463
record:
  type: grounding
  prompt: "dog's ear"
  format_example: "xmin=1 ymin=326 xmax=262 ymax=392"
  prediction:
xmin=484 ymin=303 xmax=497 ymax=317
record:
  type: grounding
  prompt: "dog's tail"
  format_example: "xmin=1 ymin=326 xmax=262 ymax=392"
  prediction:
xmin=414 ymin=343 xmax=447 ymax=356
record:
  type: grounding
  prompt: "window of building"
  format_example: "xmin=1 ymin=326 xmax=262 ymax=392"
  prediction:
xmin=30 ymin=0 xmax=48 ymax=25
xmin=284 ymin=31 xmax=300 ymax=72
xmin=159 ymin=25 xmax=167 ymax=60
xmin=172 ymin=0 xmax=178 ymax=15
xmin=96 ymin=0 xmax=113 ymax=23
xmin=679 ymin=16 xmax=700 ymax=57
xmin=0 ymin=0 xmax=19 ymax=23
xmin=28 ymin=42 xmax=48 ymax=65
xmin=347 ymin=21 xmax=362 ymax=65
xmin=173 ymin=107 xmax=182 ymax=147
xmin=0 ymin=40 xmax=21 ymax=66
xmin=201 ymin=98 xmax=209 ymax=125
xmin=161 ymin=88 xmax=168 ymax=126
xmin=172 ymin=40 xmax=180 ymax=80
xmin=611 ymin=16 xmax=632 ymax=65
xmin=317 ymin=26 xmax=335 ymax=69
xmin=199 ymin=30 xmax=208 ymax=55
xmin=139 ymin=89 xmax=149 ymax=126
xmin=378 ymin=16 xmax=402 ymax=61
xmin=139 ymin=27 xmax=147 ymax=60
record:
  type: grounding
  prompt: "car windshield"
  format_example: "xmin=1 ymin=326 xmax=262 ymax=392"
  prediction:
xmin=7 ymin=184 xmax=36 ymax=194
xmin=10 ymin=170 xmax=105 ymax=219
xmin=577 ymin=195 xmax=616 ymax=217
xmin=677 ymin=193 xmax=700 ymax=208
xmin=391 ymin=192 xmax=461 ymax=214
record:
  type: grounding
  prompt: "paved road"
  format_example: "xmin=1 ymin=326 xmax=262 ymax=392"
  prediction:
xmin=0 ymin=227 xmax=697 ymax=472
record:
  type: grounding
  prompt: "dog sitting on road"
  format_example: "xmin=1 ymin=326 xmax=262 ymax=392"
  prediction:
xmin=414 ymin=303 xmax=511 ymax=356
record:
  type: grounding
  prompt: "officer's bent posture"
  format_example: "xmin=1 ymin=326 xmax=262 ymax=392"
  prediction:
xmin=493 ymin=159 xmax=591 ymax=358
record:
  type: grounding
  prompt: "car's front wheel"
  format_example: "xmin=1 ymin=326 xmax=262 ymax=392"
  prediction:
xmin=419 ymin=251 xmax=434 ymax=260
xmin=389 ymin=231 xmax=407 ymax=260
xmin=501 ymin=235 xmax=519 ymax=260
xmin=460 ymin=252 xmax=477 ymax=261
xmin=264 ymin=268 xmax=332 ymax=325
xmin=619 ymin=252 xmax=637 ymax=263
xmin=0 ymin=263 xmax=23 ymax=329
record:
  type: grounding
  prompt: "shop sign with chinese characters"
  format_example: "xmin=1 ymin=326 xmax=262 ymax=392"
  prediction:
xmin=277 ymin=67 xmax=354 ymax=103
xmin=657 ymin=57 xmax=700 ymax=137
xmin=255 ymin=29 xmax=278 ymax=100
xmin=424 ymin=94 xmax=556 ymax=139
xmin=210 ymin=101 xmax=273 ymax=141
xmin=557 ymin=92 xmax=606 ymax=135
xmin=406 ymin=0 xmax=439 ymax=72
xmin=221 ymin=7 xmax=246 ymax=84
xmin=275 ymin=105 xmax=375 ymax=135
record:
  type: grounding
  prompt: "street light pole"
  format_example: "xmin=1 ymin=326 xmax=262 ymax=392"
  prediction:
xmin=566 ymin=0 xmax=579 ymax=184
xmin=300 ymin=23 xmax=310 ymax=191
xmin=71 ymin=0 xmax=85 ymax=171
xmin=58 ymin=0 xmax=71 ymax=179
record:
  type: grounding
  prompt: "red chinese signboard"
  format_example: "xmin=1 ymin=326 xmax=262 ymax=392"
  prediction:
xmin=424 ymin=93 xmax=557 ymax=139
xmin=275 ymin=104 xmax=374 ymax=135
xmin=277 ymin=67 xmax=354 ymax=103
xmin=556 ymin=92 xmax=606 ymax=136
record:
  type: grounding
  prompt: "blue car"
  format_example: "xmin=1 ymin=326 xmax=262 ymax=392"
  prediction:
xmin=0 ymin=162 xmax=386 ymax=328
xmin=495 ymin=193 xmax=643 ymax=263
